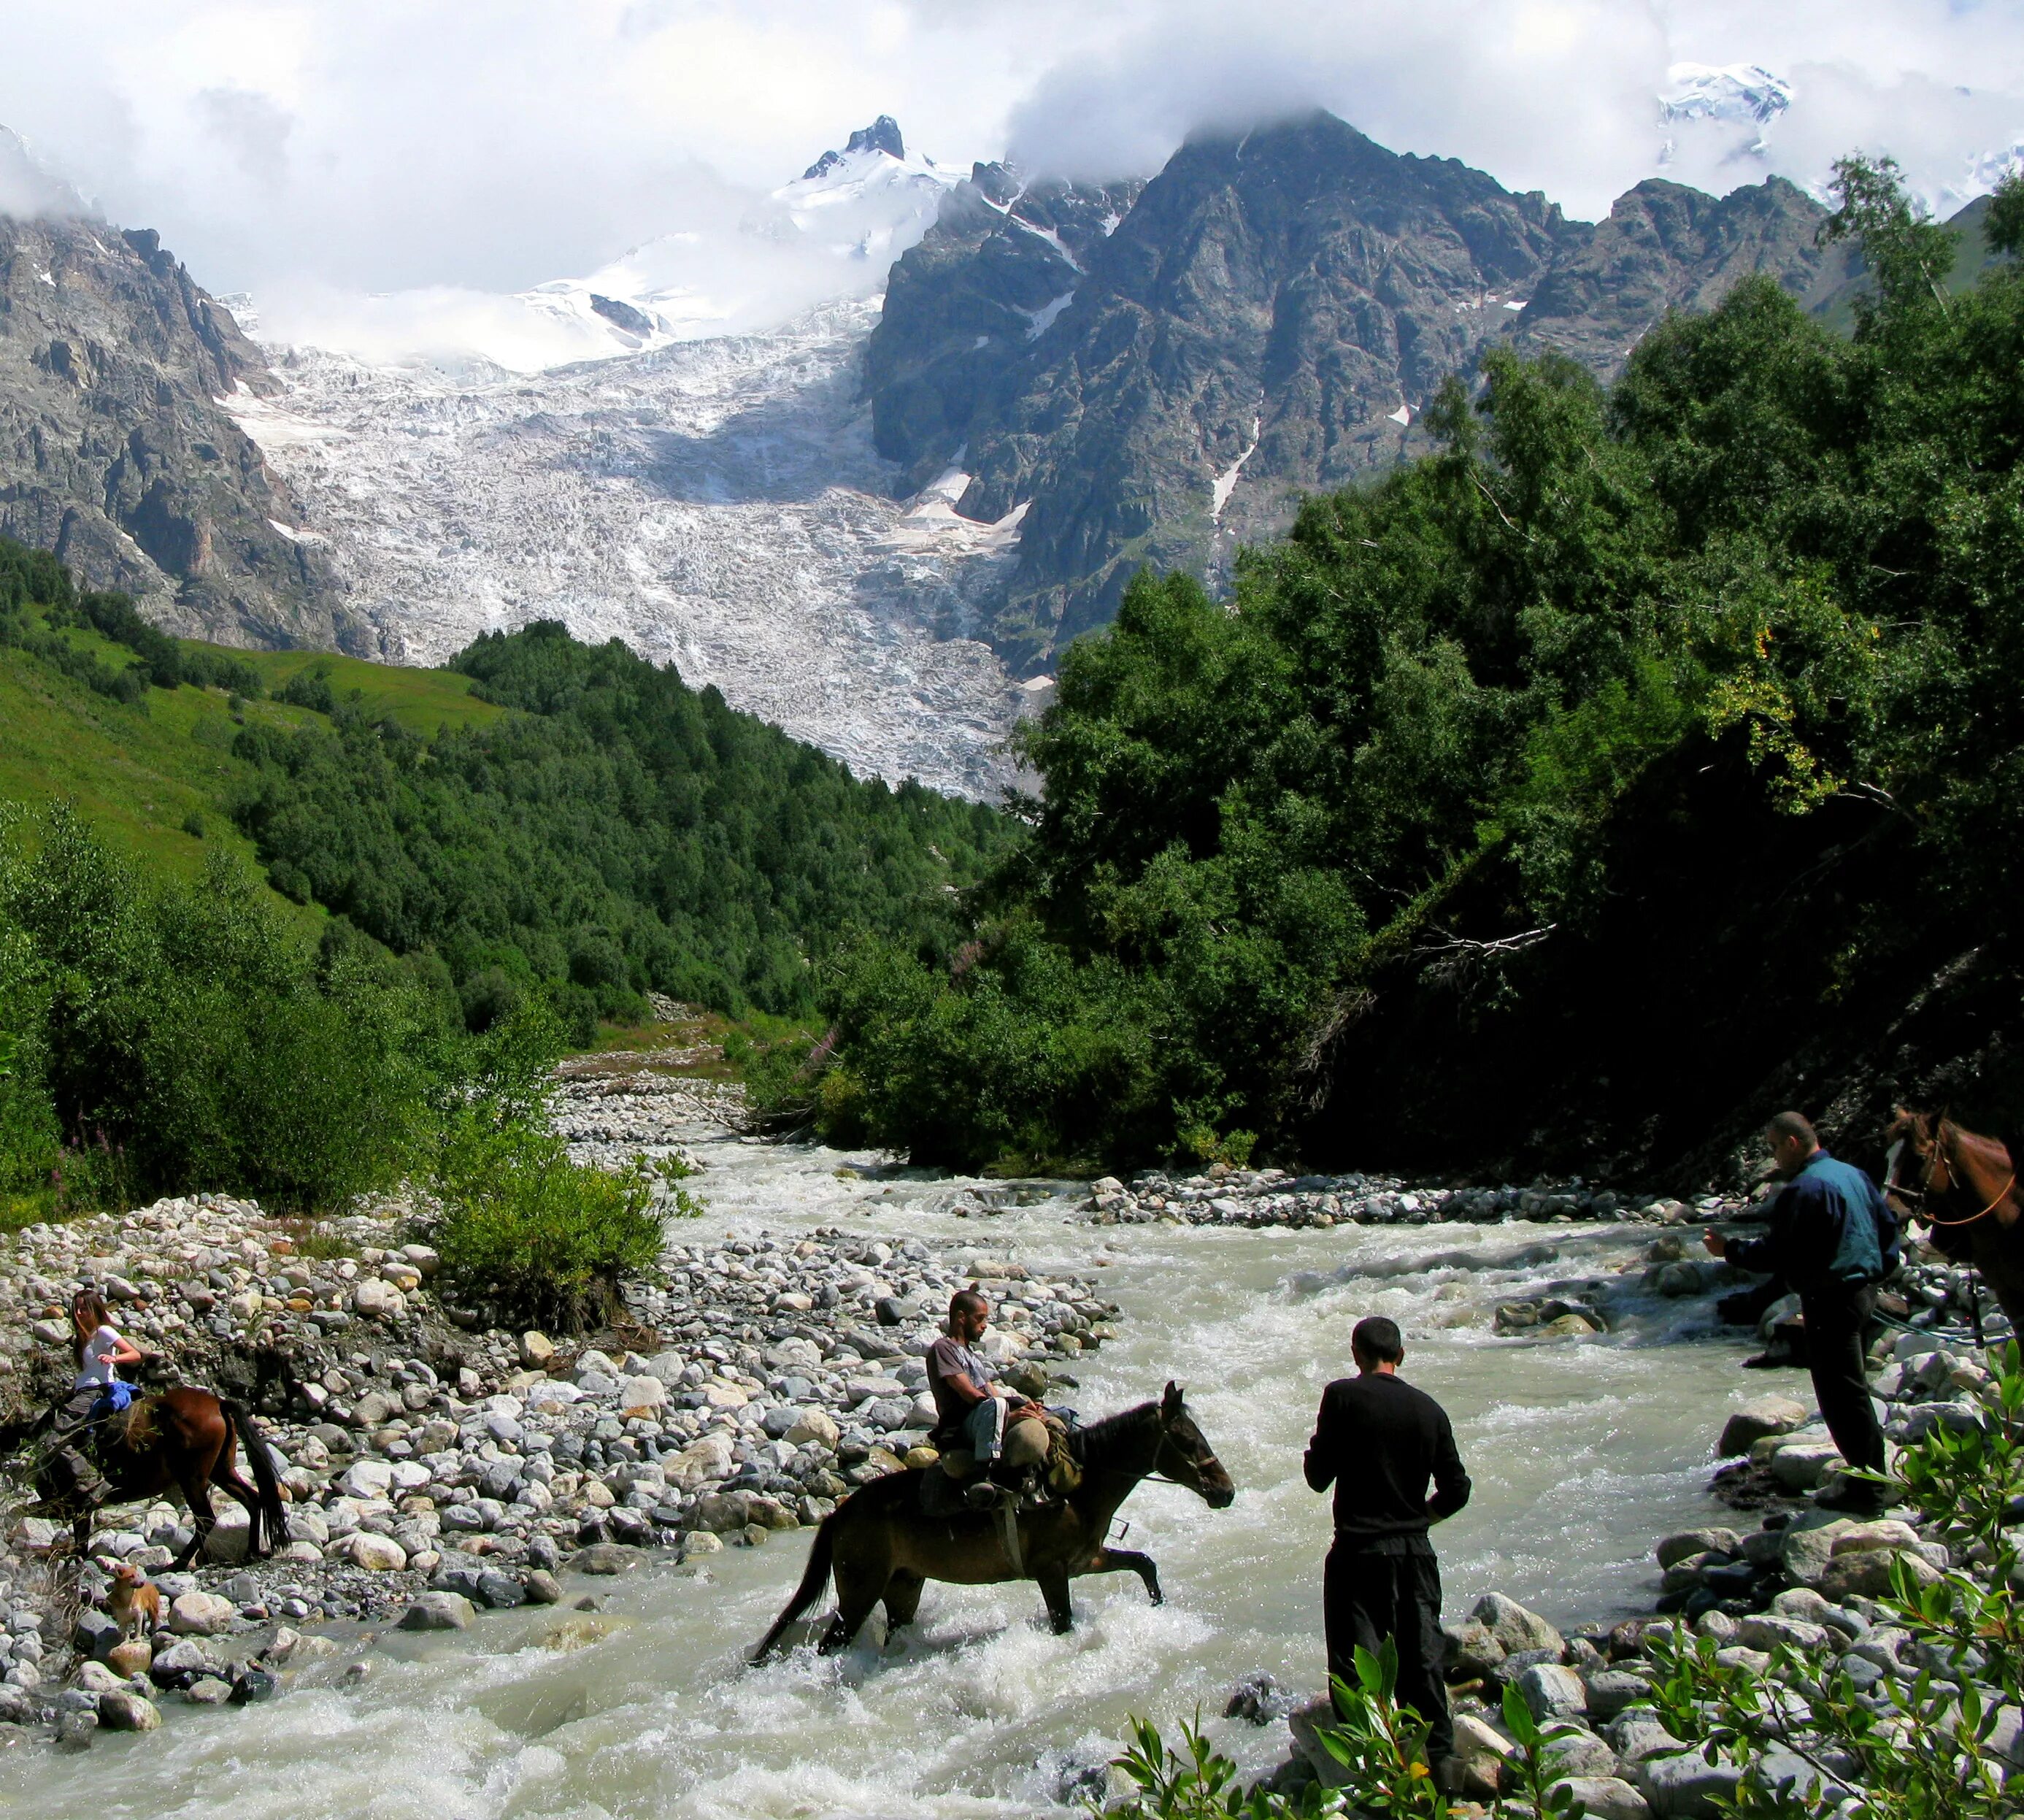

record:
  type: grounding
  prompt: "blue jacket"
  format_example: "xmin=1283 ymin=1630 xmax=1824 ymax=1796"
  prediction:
xmin=1727 ymin=1151 xmax=1899 ymax=1292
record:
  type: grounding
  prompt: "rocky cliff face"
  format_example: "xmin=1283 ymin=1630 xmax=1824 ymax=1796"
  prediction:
xmin=1514 ymin=176 xmax=1848 ymax=371
xmin=0 ymin=193 xmax=361 ymax=650
xmin=866 ymin=113 xmax=1838 ymax=671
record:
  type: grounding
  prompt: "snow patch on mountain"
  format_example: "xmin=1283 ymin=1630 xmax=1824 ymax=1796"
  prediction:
xmin=255 ymin=129 xmax=961 ymax=376
xmin=1661 ymin=64 xmax=1796 ymax=134
xmin=229 ymin=298 xmax=1028 ymax=799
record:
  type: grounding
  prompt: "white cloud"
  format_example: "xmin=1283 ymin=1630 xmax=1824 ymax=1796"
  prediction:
xmin=0 ymin=1 xmax=2019 ymax=328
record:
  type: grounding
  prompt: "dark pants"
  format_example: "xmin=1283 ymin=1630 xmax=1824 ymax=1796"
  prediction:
xmin=1803 ymin=1283 xmax=1885 ymax=1479
xmin=1324 ymin=1538 xmax=1452 ymax=1762
xmin=50 ymin=1386 xmax=106 ymax=1500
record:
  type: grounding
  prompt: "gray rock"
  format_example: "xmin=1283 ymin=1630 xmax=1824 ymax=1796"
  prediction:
xmin=1604 ymin=1714 xmax=1684 ymax=1765
xmin=1778 ymin=1518 xmax=1856 ymax=1589
xmin=1550 ymin=1775 xmax=1651 ymax=1820
xmin=1442 ymin=1619 xmax=1505 ymax=1679
xmin=1636 ymin=1751 xmax=1742 ymax=1819
xmin=476 ymin=1572 xmax=526 ymax=1610
xmin=571 ymin=1543 xmax=642 ymax=1575
xmin=1516 ymin=1662 xmax=1588 ymax=1721
xmin=1767 ymin=1441 xmax=1843 ymax=1492
xmin=1473 ymin=1592 xmax=1562 ymax=1657
xmin=1655 ymin=1529 xmax=1740 ymax=1569
xmin=1544 ymin=1729 xmax=1620 ymax=1779
xmin=398 ymin=1593 xmax=475 ymax=1632
xmin=1736 ymin=1614 xmax=1829 ymax=1654
xmin=523 ymin=1570 xmax=563 ymax=1605
xmin=96 ymin=1689 xmax=161 ymax=1731
xmin=1717 ymin=1397 xmax=1808 ymax=1457
xmin=72 ymin=1611 xmax=120 ymax=1662
xmin=1585 ymin=1670 xmax=1652 ymax=1721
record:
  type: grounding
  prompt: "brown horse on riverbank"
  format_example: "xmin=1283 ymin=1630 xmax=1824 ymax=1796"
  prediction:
xmin=0 ymin=1386 xmax=288 ymax=1567
xmin=1884 ymin=1106 xmax=2024 ymax=1340
xmin=753 ymin=1383 xmax=1234 ymax=1659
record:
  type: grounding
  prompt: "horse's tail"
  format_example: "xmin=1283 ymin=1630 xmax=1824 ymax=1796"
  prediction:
xmin=224 ymin=1399 xmax=288 ymax=1558
xmin=750 ymin=1508 xmax=837 ymax=1663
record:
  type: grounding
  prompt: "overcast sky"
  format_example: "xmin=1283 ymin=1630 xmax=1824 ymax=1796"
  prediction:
xmin=3 ymin=0 xmax=2021 ymax=302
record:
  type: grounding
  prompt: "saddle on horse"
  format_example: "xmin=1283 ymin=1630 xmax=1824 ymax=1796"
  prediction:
xmin=917 ymin=1410 xmax=1081 ymax=1519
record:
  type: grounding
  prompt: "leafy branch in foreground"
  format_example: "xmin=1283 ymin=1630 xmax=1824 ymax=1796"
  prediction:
xmin=1095 ymin=1641 xmax=1582 ymax=1820
xmin=1640 ymin=1342 xmax=2024 ymax=1819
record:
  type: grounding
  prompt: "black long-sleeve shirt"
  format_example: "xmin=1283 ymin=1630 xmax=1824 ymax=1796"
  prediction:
xmin=1304 ymin=1370 xmax=1471 ymax=1544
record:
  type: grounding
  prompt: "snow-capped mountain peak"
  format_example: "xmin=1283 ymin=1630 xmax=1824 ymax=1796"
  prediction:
xmin=1660 ymin=63 xmax=1794 ymax=134
xmin=804 ymin=115 xmax=907 ymax=181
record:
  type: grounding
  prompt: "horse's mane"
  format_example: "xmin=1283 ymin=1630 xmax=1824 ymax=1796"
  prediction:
xmin=1074 ymin=1399 xmax=1163 ymax=1461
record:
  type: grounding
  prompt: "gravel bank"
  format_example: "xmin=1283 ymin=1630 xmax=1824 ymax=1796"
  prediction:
xmin=0 ymin=1158 xmax=1114 ymax=1752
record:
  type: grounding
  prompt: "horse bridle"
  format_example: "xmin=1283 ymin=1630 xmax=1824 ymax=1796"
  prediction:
xmin=1144 ymin=1414 xmax=1220 ymax=1491
xmin=1887 ymin=1124 xmax=2016 ymax=1229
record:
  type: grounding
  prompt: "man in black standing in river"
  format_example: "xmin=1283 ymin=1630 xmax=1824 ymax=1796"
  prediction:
xmin=1305 ymin=1315 xmax=1471 ymax=1773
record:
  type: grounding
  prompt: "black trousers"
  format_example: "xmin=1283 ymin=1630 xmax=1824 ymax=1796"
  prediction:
xmin=1802 ymin=1283 xmax=1885 ymax=1478
xmin=1324 ymin=1539 xmax=1452 ymax=1762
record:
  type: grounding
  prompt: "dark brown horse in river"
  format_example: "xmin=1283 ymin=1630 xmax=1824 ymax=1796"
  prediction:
xmin=0 ymin=1386 xmax=288 ymax=1567
xmin=754 ymin=1383 xmax=1234 ymax=1659
xmin=1884 ymin=1105 xmax=2024 ymax=1340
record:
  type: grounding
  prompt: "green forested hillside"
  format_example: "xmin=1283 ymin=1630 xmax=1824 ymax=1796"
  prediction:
xmin=0 ymin=543 xmax=1009 ymax=1037
xmin=796 ymin=161 xmax=2024 ymax=1180
xmin=0 ymin=542 xmax=1012 ymax=1218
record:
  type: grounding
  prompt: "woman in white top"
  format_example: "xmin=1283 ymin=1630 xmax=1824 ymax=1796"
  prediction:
xmin=48 ymin=1289 xmax=142 ymax=1504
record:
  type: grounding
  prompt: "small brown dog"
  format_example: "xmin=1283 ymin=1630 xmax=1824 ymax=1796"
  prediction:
xmin=105 ymin=1562 xmax=161 ymax=1639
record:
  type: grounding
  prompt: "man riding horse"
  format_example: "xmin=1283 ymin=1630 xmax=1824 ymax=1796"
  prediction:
xmin=926 ymin=1289 xmax=1053 ymax=1509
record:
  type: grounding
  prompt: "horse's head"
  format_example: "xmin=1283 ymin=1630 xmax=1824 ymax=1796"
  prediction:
xmin=1885 ymin=1104 xmax=1944 ymax=1206
xmin=1155 ymin=1381 xmax=1235 ymax=1510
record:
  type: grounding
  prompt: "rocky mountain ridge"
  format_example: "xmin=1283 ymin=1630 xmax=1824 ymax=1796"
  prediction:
xmin=864 ymin=111 xmax=1858 ymax=669
xmin=0 ymin=131 xmax=361 ymax=651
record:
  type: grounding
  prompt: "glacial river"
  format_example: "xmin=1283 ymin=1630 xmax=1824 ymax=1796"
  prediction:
xmin=19 ymin=1130 xmax=1758 ymax=1819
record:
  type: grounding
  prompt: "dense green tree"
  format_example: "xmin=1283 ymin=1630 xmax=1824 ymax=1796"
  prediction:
xmin=801 ymin=160 xmax=2024 ymax=1175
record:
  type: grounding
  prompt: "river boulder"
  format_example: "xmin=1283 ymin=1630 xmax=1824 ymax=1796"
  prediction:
xmin=1473 ymin=1592 xmax=1562 ymax=1657
xmin=1717 ymin=1396 xmax=1807 ymax=1456
xmin=1515 ymin=1662 xmax=1588 ymax=1721
xmin=167 ymin=1591 xmax=234 ymax=1636
xmin=399 ymin=1592 xmax=474 ymax=1631
xmin=1450 ymin=1712 xmax=1515 ymax=1797
xmin=1636 ymin=1750 xmax=1742 ymax=1818
xmin=1550 ymin=1775 xmax=1651 ymax=1820
xmin=95 ymin=1689 xmax=160 ymax=1732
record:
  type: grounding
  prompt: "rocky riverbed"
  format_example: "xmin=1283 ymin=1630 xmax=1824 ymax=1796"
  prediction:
xmin=3 ymin=1057 xmax=2014 ymax=1811
xmin=1250 ymin=1247 xmax=2024 ymax=1814
xmin=0 ymin=1167 xmax=1115 ymax=1753
xmin=1082 ymin=1167 xmax=1735 ymax=1232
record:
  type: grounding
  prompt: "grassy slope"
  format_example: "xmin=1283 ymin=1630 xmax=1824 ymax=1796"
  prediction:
xmin=0 ymin=625 xmax=502 ymax=888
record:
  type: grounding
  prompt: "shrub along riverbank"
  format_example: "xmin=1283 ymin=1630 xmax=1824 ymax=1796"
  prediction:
xmin=779 ymin=159 xmax=2024 ymax=1183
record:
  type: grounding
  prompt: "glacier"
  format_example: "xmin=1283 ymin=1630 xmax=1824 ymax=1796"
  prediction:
xmin=227 ymin=127 xmax=1035 ymax=802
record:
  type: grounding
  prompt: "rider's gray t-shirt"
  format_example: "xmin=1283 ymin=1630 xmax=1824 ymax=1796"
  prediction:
xmin=927 ymin=1336 xmax=993 ymax=1442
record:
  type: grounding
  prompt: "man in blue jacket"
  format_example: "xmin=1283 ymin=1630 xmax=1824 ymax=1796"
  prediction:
xmin=1705 ymin=1111 xmax=1900 ymax=1512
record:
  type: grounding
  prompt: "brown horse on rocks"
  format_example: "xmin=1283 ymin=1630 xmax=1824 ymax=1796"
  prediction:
xmin=0 ymin=1386 xmax=288 ymax=1567
xmin=753 ymin=1383 xmax=1234 ymax=1659
xmin=1884 ymin=1106 xmax=2024 ymax=1340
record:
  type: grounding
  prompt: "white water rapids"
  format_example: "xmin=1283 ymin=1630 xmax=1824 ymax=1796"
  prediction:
xmin=13 ymin=1130 xmax=1758 ymax=1819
